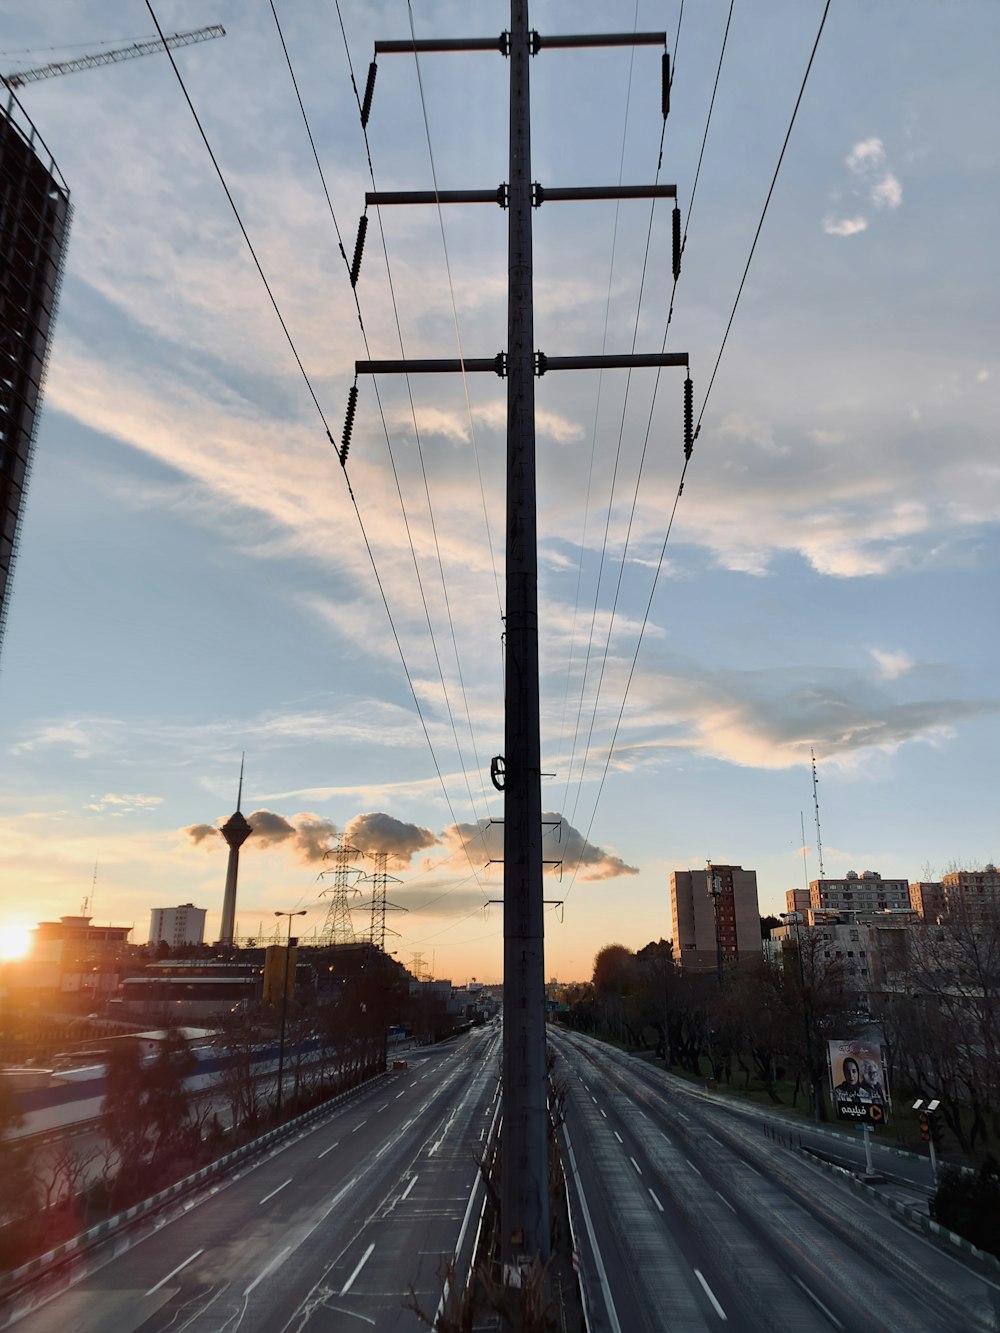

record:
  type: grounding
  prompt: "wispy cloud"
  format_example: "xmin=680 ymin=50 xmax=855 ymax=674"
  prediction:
xmin=84 ymin=793 xmax=163 ymax=815
xmin=824 ymin=136 xmax=902 ymax=236
xmin=870 ymin=649 xmax=914 ymax=680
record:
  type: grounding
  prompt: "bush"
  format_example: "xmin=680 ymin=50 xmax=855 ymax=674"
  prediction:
xmin=932 ymin=1157 xmax=1000 ymax=1257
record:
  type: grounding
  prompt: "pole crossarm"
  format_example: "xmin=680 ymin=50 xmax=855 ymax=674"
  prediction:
xmin=355 ymin=351 xmax=688 ymax=377
xmin=365 ymin=184 xmax=676 ymax=207
xmin=374 ymin=32 xmax=666 ymax=56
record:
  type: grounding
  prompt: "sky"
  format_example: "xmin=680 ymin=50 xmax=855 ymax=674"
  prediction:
xmin=0 ymin=1 xmax=997 ymax=983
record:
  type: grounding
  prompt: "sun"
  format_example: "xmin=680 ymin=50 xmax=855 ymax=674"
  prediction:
xmin=0 ymin=923 xmax=32 ymax=962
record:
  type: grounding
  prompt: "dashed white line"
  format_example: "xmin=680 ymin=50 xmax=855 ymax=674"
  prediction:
xmin=259 ymin=1178 xmax=291 ymax=1205
xmin=145 ymin=1248 xmax=204 ymax=1295
xmin=694 ymin=1269 xmax=727 ymax=1320
xmin=715 ymin=1189 xmax=737 ymax=1215
xmin=244 ymin=1245 xmax=290 ymax=1296
xmin=600 ymin=1109 xmax=607 ymax=1119
xmin=677 ymin=1111 xmax=690 ymax=1122
xmin=317 ymin=1141 xmax=339 ymax=1159
xmin=351 ymin=1120 xmax=367 ymax=1133
xmin=340 ymin=1242 xmax=375 ymax=1296
xmin=591 ymin=1096 xmax=598 ymax=1104
xmin=376 ymin=1103 xmax=389 ymax=1112
xmin=685 ymin=1159 xmax=702 ymax=1177
xmin=401 ymin=1175 xmax=418 ymax=1201
xmin=613 ymin=1131 xmax=623 ymax=1144
xmin=630 ymin=1156 xmax=642 ymax=1175
xmin=395 ymin=1091 xmax=406 ymax=1099
xmin=793 ymin=1276 xmax=843 ymax=1329
xmin=648 ymin=1189 xmax=664 ymax=1212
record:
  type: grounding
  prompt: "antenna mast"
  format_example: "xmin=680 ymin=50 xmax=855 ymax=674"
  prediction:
xmin=811 ymin=748 xmax=825 ymax=878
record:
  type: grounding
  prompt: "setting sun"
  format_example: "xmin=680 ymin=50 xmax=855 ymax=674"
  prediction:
xmin=0 ymin=922 xmax=32 ymax=962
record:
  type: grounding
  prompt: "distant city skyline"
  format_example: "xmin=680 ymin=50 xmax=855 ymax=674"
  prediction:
xmin=1 ymin=2 xmax=998 ymax=983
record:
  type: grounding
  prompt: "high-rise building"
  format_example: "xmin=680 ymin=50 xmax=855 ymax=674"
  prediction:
xmin=148 ymin=903 xmax=207 ymax=950
xmin=809 ymin=869 xmax=908 ymax=914
xmin=217 ymin=759 xmax=252 ymax=946
xmin=670 ymin=864 xmax=761 ymax=973
xmin=0 ymin=91 xmax=71 ymax=659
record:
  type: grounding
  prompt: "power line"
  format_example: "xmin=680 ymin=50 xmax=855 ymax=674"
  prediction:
xmin=143 ymin=2 xmax=330 ymax=433
xmin=564 ymin=0 xmax=833 ymax=891
xmin=147 ymin=0 xmax=485 ymax=888
xmin=694 ymin=0 xmax=832 ymax=435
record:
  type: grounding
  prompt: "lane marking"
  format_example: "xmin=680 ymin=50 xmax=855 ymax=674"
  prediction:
xmin=793 ymin=1276 xmax=844 ymax=1328
xmin=630 ymin=1156 xmax=642 ymax=1175
xmin=351 ymin=1120 xmax=367 ymax=1133
xmin=245 ymin=1245 xmax=290 ymax=1296
xmin=714 ymin=1189 xmax=737 ymax=1215
xmin=694 ymin=1269 xmax=727 ymax=1320
xmin=376 ymin=1103 xmax=389 ymax=1112
xmin=600 ymin=1109 xmax=607 ymax=1119
xmin=613 ymin=1131 xmax=623 ymax=1144
xmin=400 ymin=1175 xmax=418 ymax=1201
xmin=145 ymin=1248 xmax=204 ymax=1295
xmin=396 ymin=1091 xmax=406 ymax=1099
xmin=563 ymin=1124 xmax=623 ymax=1333
xmin=340 ymin=1242 xmax=376 ymax=1296
xmin=317 ymin=1141 xmax=339 ymax=1159
xmin=259 ymin=1178 xmax=291 ymax=1205
xmin=591 ymin=1096 xmax=598 ymax=1104
xmin=685 ymin=1159 xmax=702 ymax=1177
xmin=677 ymin=1111 xmax=690 ymax=1122
xmin=743 ymin=1162 xmax=761 ymax=1176
xmin=648 ymin=1189 xmax=664 ymax=1212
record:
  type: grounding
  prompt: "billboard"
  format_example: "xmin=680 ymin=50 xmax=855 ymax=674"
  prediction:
xmin=827 ymin=1038 xmax=890 ymax=1125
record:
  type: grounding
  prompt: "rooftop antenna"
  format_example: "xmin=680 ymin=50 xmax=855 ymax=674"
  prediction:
xmin=799 ymin=812 xmax=810 ymax=891
xmin=811 ymin=748 xmax=826 ymax=878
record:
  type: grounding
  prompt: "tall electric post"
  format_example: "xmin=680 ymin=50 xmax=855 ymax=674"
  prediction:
xmin=351 ymin=3 xmax=690 ymax=1292
xmin=502 ymin=0 xmax=548 ymax=1272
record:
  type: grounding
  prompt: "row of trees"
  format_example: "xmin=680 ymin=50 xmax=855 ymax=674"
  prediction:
xmin=562 ymin=903 xmax=1000 ymax=1158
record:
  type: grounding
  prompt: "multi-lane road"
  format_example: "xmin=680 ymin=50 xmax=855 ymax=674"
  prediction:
xmin=553 ymin=1028 xmax=1000 ymax=1333
xmin=5 ymin=1026 xmax=500 ymax=1333
xmin=7 ymin=1023 xmax=1000 ymax=1332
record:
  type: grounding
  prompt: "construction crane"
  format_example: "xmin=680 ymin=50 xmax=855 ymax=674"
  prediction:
xmin=2 ymin=25 xmax=225 ymax=90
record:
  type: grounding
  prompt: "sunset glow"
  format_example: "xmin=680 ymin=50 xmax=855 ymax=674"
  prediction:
xmin=0 ymin=923 xmax=32 ymax=962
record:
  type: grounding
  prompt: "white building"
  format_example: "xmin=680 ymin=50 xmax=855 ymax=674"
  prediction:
xmin=148 ymin=904 xmax=206 ymax=950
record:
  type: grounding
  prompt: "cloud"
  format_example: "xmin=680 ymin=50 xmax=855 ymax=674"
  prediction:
xmin=622 ymin=664 xmax=999 ymax=772
xmin=84 ymin=793 xmax=163 ymax=815
xmin=846 ymin=138 xmax=886 ymax=173
xmin=977 ymin=369 xmax=991 ymax=383
xmin=823 ymin=216 xmax=868 ymax=237
xmin=870 ymin=649 xmax=914 ymax=680
xmin=342 ymin=812 xmax=439 ymax=867
xmin=435 ymin=814 xmax=637 ymax=882
xmin=871 ymin=173 xmax=903 ymax=209
xmin=183 ymin=809 xmax=338 ymax=862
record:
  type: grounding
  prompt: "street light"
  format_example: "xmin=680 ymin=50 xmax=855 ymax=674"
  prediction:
xmin=274 ymin=909 xmax=306 ymax=1119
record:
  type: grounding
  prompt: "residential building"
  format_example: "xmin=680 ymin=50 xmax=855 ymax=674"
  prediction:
xmin=809 ymin=869 xmax=908 ymax=914
xmin=941 ymin=865 xmax=1000 ymax=919
xmin=0 ymin=92 xmax=71 ymax=659
xmin=785 ymin=888 xmax=811 ymax=913
xmin=148 ymin=903 xmax=207 ymax=950
xmin=909 ymin=881 xmax=946 ymax=921
xmin=671 ymin=864 xmax=760 ymax=973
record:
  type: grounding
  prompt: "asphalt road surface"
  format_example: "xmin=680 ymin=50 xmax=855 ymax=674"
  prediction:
xmin=7 ymin=1026 xmax=500 ymax=1333
xmin=552 ymin=1028 xmax=1000 ymax=1333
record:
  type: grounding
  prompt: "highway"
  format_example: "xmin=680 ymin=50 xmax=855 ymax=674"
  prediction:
xmin=552 ymin=1028 xmax=1000 ymax=1333
xmin=6 ymin=1026 xmax=500 ymax=1333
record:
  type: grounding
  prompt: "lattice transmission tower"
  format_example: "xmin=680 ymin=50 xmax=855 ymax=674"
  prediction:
xmin=317 ymin=841 xmax=362 ymax=945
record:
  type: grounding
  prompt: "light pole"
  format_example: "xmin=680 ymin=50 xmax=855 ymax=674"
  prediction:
xmin=274 ymin=909 xmax=306 ymax=1119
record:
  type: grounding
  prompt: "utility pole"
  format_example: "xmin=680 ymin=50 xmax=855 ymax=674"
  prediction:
xmin=350 ymin=3 xmax=689 ymax=1294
